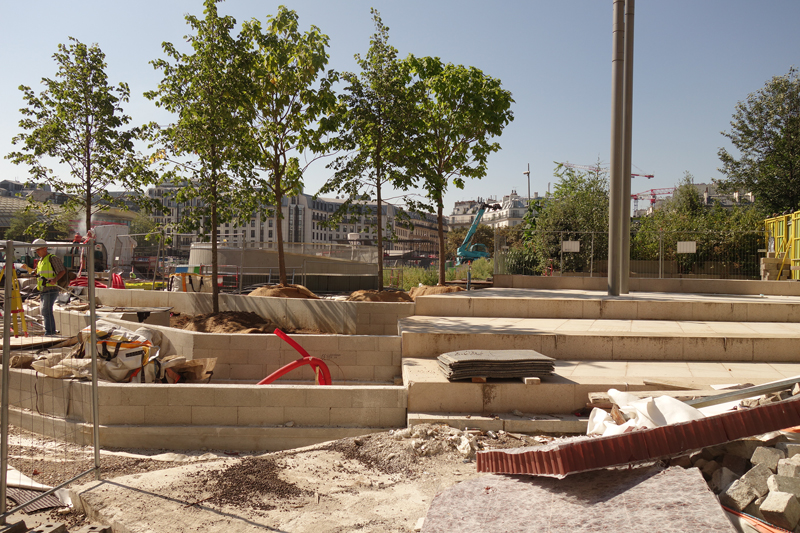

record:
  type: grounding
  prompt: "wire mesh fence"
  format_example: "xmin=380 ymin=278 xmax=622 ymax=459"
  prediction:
xmin=496 ymin=230 xmax=768 ymax=280
xmin=1 ymin=241 xmax=101 ymax=524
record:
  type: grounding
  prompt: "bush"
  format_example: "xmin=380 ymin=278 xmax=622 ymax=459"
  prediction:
xmin=505 ymin=245 xmax=541 ymax=275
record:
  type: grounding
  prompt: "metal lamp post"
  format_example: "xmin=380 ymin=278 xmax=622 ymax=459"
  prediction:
xmin=523 ymin=164 xmax=531 ymax=207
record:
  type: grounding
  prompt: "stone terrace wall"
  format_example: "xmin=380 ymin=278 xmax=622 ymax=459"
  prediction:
xmin=8 ymin=368 xmax=407 ymax=451
xmin=494 ymin=274 xmax=800 ymax=296
xmin=95 ymin=288 xmax=413 ymax=335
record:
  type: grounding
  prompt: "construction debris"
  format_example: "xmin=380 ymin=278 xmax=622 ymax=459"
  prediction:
xmin=476 ymin=394 xmax=800 ymax=477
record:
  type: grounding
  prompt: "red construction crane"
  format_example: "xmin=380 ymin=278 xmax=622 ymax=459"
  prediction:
xmin=631 ymin=188 xmax=676 ymax=212
xmin=559 ymin=162 xmax=654 ymax=180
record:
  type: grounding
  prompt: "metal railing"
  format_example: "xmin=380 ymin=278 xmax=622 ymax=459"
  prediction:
xmin=496 ymin=230 xmax=768 ymax=280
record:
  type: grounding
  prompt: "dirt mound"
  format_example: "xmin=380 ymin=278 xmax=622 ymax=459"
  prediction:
xmin=408 ymin=285 xmax=465 ymax=301
xmin=178 ymin=311 xmax=277 ymax=334
xmin=248 ymin=284 xmax=320 ymax=299
xmin=347 ymin=290 xmax=413 ymax=302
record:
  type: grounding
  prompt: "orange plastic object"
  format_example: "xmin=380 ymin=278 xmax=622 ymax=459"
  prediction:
xmin=258 ymin=328 xmax=331 ymax=385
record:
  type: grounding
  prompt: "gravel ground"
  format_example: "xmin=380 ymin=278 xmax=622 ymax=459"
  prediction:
xmin=4 ymin=424 xmax=549 ymax=532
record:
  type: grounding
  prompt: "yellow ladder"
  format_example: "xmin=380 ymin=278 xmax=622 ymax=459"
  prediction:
xmin=0 ymin=263 xmax=28 ymax=337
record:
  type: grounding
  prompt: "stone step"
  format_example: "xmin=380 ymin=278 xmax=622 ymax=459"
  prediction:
xmin=414 ymin=288 xmax=800 ymax=323
xmin=403 ymin=358 xmax=795 ymax=418
xmin=399 ymin=316 xmax=800 ymax=362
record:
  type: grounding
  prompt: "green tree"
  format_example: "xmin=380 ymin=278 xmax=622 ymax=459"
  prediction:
xmin=6 ymin=38 xmax=145 ymax=234
xmin=525 ymin=163 xmax=609 ymax=273
xmin=241 ymin=7 xmax=336 ymax=286
xmin=445 ymin=224 xmax=493 ymax=261
xmin=4 ymin=208 xmax=71 ymax=241
xmin=717 ymin=67 xmax=800 ymax=213
xmin=407 ymin=57 xmax=514 ymax=285
xmin=318 ymin=10 xmax=419 ymax=290
xmin=145 ymin=0 xmax=254 ymax=312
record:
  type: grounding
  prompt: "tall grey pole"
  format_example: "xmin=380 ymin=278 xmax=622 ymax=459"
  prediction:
xmin=87 ymin=241 xmax=100 ymax=480
xmin=523 ymin=165 xmax=531 ymax=213
xmin=1 ymin=242 xmax=14 ymax=523
xmin=620 ymin=0 xmax=635 ymax=294
xmin=608 ymin=0 xmax=626 ymax=296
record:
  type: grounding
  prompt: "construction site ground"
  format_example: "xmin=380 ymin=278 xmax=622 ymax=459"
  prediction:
xmin=7 ymin=423 xmax=546 ymax=533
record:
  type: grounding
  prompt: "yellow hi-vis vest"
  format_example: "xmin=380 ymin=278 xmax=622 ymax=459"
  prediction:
xmin=36 ymin=254 xmax=57 ymax=291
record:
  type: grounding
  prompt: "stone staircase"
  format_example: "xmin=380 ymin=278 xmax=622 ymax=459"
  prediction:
xmin=401 ymin=288 xmax=800 ymax=433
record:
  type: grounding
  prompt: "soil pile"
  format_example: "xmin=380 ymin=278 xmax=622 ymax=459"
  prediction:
xmin=249 ymin=284 xmax=320 ymax=299
xmin=347 ymin=290 xmax=413 ymax=302
xmin=408 ymin=285 xmax=465 ymax=300
xmin=177 ymin=311 xmax=278 ymax=334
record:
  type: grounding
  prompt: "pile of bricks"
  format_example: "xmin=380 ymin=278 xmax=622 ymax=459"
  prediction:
xmin=671 ymin=433 xmax=800 ymax=531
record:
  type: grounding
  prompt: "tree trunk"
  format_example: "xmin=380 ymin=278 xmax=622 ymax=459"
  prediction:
xmin=437 ymin=200 xmax=445 ymax=286
xmin=275 ymin=185 xmax=287 ymax=286
xmin=376 ymin=185 xmax=383 ymax=292
xmin=210 ymin=179 xmax=219 ymax=314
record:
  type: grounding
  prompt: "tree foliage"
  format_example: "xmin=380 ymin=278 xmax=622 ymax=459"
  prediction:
xmin=318 ymin=10 xmax=419 ymax=290
xmin=4 ymin=208 xmax=71 ymax=241
xmin=633 ymin=172 xmax=765 ymax=276
xmin=521 ymin=164 xmax=609 ymax=273
xmin=145 ymin=0 xmax=254 ymax=312
xmin=717 ymin=67 xmax=800 ymax=214
xmin=407 ymin=57 xmax=514 ymax=284
xmin=6 ymin=37 xmax=145 ymax=234
xmin=241 ymin=7 xmax=336 ymax=285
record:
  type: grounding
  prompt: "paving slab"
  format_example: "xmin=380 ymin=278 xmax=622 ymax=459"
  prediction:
xmin=421 ymin=466 xmax=735 ymax=532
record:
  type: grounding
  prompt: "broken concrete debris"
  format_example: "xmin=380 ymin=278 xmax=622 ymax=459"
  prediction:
xmin=671 ymin=432 xmax=800 ymax=531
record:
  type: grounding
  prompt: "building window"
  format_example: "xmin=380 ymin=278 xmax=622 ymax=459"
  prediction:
xmin=269 ymin=230 xmax=273 ymax=238
xmin=269 ymin=219 xmax=273 ymax=228
xmin=251 ymin=230 xmax=255 ymax=238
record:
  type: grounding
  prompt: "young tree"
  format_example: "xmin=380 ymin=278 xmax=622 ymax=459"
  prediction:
xmin=6 ymin=38 xmax=144 ymax=234
xmin=145 ymin=0 xmax=254 ymax=312
xmin=241 ymin=7 xmax=336 ymax=286
xmin=717 ymin=67 xmax=800 ymax=214
xmin=318 ymin=10 xmax=419 ymax=290
xmin=407 ymin=57 xmax=514 ymax=284
xmin=526 ymin=163 xmax=609 ymax=274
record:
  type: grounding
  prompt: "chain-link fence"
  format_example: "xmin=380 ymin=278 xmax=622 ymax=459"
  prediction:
xmin=496 ymin=230 xmax=767 ymax=280
xmin=1 ymin=241 xmax=101 ymax=525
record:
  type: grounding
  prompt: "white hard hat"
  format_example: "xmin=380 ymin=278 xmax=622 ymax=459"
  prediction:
xmin=32 ymin=238 xmax=47 ymax=248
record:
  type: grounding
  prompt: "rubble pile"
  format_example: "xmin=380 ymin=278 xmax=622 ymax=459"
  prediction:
xmin=673 ymin=433 xmax=800 ymax=531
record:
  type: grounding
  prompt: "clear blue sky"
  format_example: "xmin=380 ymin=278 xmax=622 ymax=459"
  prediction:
xmin=2 ymin=0 xmax=799 ymax=213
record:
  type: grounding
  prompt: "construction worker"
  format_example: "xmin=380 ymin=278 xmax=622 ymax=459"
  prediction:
xmin=33 ymin=239 xmax=66 ymax=336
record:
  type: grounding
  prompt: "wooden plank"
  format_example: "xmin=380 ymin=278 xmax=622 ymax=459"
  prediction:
xmin=642 ymin=379 xmax=698 ymax=391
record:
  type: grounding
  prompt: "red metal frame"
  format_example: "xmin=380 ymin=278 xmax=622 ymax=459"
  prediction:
xmin=258 ymin=328 xmax=331 ymax=385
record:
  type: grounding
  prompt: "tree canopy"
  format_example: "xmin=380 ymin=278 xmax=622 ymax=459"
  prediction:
xmin=717 ymin=67 xmax=800 ymax=214
xmin=407 ymin=57 xmax=514 ymax=285
xmin=6 ymin=37 xmax=145 ymax=234
xmin=241 ymin=6 xmax=336 ymax=286
xmin=145 ymin=0 xmax=254 ymax=312
xmin=318 ymin=9 xmax=419 ymax=289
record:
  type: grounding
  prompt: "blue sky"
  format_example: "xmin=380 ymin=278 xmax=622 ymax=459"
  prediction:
xmin=2 ymin=0 xmax=799 ymax=213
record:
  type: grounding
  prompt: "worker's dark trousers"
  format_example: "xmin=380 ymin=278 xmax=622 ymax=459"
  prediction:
xmin=41 ymin=289 xmax=58 ymax=335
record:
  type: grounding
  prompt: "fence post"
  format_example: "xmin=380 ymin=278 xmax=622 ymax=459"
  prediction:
xmin=1 ymin=242 xmax=14 ymax=523
xmin=659 ymin=230 xmax=663 ymax=279
xmin=560 ymin=231 xmax=564 ymax=276
xmin=590 ymin=233 xmax=595 ymax=277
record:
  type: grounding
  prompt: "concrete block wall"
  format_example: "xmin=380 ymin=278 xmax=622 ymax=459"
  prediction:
xmin=78 ymin=318 xmax=403 ymax=384
xmin=7 ymin=368 xmax=407 ymax=451
xmin=94 ymin=289 xmax=414 ymax=335
xmin=54 ymin=308 xmax=170 ymax=337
